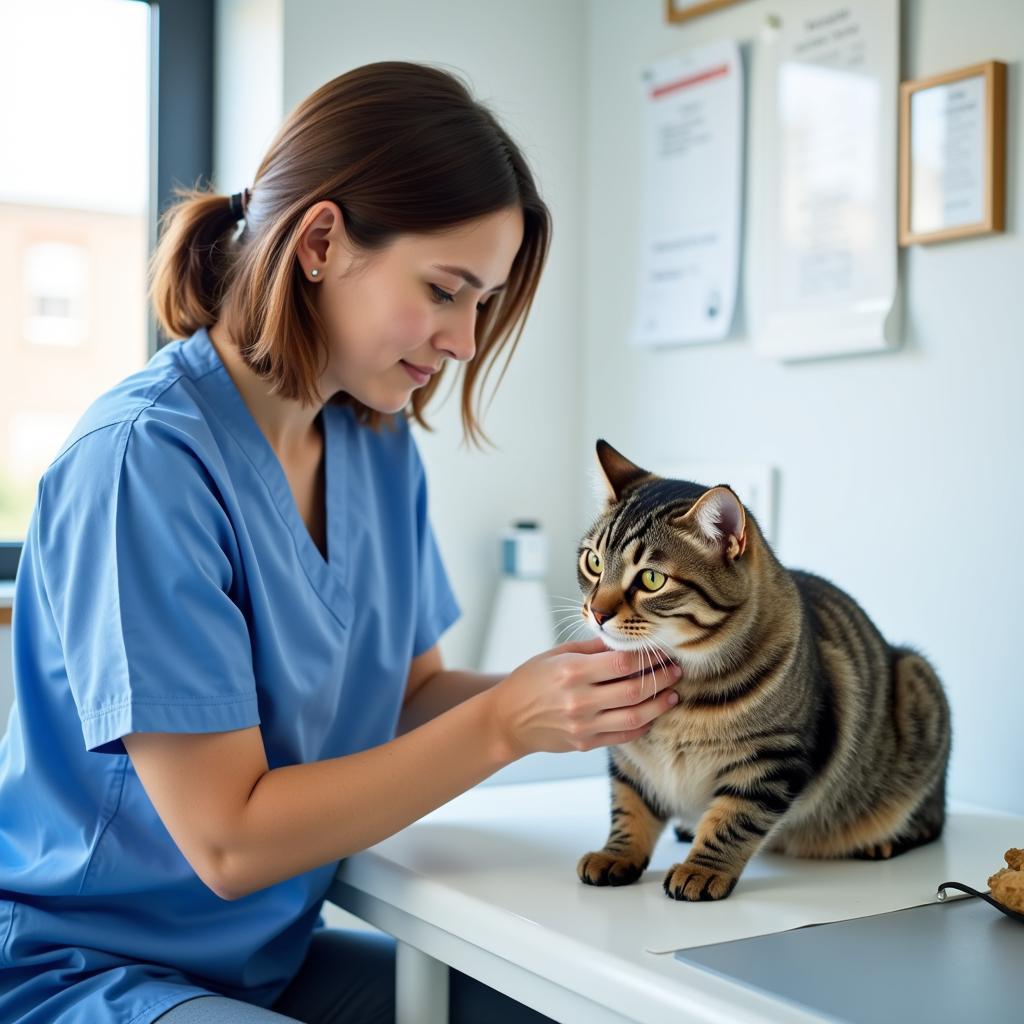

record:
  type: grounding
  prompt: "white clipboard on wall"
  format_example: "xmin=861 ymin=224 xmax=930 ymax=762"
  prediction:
xmin=748 ymin=0 xmax=901 ymax=361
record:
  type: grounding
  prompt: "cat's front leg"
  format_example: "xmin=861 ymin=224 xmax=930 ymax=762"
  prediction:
xmin=664 ymin=758 xmax=811 ymax=901
xmin=578 ymin=757 xmax=668 ymax=887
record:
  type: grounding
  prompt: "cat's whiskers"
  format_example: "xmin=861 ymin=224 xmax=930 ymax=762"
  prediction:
xmin=646 ymin=633 xmax=677 ymax=666
xmin=552 ymin=610 xmax=585 ymax=626
xmin=553 ymin=619 xmax=578 ymax=642
xmin=643 ymin=638 xmax=662 ymax=702
xmin=555 ymin=619 xmax=591 ymax=644
xmin=641 ymin=630 xmax=674 ymax=662
xmin=550 ymin=604 xmax=585 ymax=615
xmin=636 ymin=638 xmax=654 ymax=703
xmin=550 ymin=604 xmax=585 ymax=618
xmin=552 ymin=614 xmax=585 ymax=638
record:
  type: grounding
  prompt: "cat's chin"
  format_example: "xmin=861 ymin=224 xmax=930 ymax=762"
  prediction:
xmin=591 ymin=632 xmax=676 ymax=658
xmin=588 ymin=632 xmax=634 ymax=651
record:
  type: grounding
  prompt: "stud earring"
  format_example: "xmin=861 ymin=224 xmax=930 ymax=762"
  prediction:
xmin=310 ymin=268 xmax=319 ymax=278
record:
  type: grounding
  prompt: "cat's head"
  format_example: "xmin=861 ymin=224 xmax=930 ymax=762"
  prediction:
xmin=576 ymin=440 xmax=762 ymax=671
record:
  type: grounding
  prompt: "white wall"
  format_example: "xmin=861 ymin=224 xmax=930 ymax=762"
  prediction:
xmin=214 ymin=0 xmax=284 ymax=195
xmin=582 ymin=0 xmax=1023 ymax=814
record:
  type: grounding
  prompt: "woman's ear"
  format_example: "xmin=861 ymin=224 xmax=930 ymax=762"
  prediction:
xmin=673 ymin=486 xmax=747 ymax=560
xmin=296 ymin=200 xmax=354 ymax=278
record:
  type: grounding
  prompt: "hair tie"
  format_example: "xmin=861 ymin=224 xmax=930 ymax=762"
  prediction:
xmin=229 ymin=188 xmax=251 ymax=222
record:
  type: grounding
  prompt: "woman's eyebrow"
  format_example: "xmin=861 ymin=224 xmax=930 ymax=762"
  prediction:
xmin=432 ymin=264 xmax=507 ymax=293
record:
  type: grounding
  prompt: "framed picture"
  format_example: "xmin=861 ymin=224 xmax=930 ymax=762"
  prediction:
xmin=899 ymin=61 xmax=1007 ymax=245
xmin=665 ymin=0 xmax=742 ymax=24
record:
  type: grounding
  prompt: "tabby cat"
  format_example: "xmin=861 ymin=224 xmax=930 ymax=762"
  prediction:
xmin=575 ymin=440 xmax=951 ymax=902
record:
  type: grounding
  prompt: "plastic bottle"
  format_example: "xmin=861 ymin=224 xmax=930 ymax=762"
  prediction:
xmin=479 ymin=520 xmax=557 ymax=675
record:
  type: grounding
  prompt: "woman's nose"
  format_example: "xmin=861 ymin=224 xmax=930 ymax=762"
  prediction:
xmin=436 ymin=309 xmax=478 ymax=363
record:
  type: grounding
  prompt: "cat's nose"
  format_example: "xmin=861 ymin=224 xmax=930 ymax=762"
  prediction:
xmin=592 ymin=608 xmax=614 ymax=626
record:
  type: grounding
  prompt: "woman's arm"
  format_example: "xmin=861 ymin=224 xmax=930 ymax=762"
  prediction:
xmin=398 ymin=643 xmax=502 ymax=733
xmin=397 ymin=669 xmax=503 ymax=732
xmin=123 ymin=638 xmax=682 ymax=901
xmin=125 ymin=687 xmax=513 ymax=901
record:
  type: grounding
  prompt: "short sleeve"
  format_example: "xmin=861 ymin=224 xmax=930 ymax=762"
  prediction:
xmin=37 ymin=410 xmax=260 ymax=755
xmin=409 ymin=438 xmax=461 ymax=658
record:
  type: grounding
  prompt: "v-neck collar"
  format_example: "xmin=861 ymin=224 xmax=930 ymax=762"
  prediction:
xmin=183 ymin=326 xmax=354 ymax=629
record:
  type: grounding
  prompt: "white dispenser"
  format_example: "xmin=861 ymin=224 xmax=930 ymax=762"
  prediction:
xmin=479 ymin=521 xmax=557 ymax=675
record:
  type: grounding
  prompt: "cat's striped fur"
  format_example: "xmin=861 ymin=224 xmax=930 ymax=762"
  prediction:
xmin=575 ymin=440 xmax=951 ymax=901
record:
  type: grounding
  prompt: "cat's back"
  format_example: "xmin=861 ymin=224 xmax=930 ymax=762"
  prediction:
xmin=788 ymin=567 xmax=891 ymax=656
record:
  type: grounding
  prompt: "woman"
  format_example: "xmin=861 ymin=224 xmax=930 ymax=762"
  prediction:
xmin=0 ymin=62 xmax=682 ymax=1024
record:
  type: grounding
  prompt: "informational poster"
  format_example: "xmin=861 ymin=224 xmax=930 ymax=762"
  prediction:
xmin=910 ymin=74 xmax=986 ymax=234
xmin=749 ymin=0 xmax=900 ymax=360
xmin=632 ymin=40 xmax=744 ymax=348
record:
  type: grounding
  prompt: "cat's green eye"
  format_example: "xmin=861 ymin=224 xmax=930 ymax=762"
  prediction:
xmin=639 ymin=569 xmax=666 ymax=592
xmin=583 ymin=549 xmax=602 ymax=575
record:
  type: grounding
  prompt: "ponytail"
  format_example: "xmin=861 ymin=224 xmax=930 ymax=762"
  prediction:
xmin=148 ymin=189 xmax=247 ymax=342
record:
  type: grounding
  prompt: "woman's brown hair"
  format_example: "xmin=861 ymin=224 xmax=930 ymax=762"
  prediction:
xmin=147 ymin=61 xmax=551 ymax=448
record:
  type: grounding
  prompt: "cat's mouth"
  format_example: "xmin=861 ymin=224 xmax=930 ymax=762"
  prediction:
xmin=588 ymin=628 xmax=672 ymax=658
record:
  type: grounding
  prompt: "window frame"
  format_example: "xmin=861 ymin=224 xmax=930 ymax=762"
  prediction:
xmin=0 ymin=0 xmax=214 ymax=583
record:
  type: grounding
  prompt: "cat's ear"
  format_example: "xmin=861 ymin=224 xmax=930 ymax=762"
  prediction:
xmin=595 ymin=439 xmax=651 ymax=504
xmin=675 ymin=486 xmax=747 ymax=561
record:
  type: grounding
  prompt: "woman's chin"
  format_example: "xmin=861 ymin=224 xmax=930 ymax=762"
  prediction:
xmin=354 ymin=389 xmax=412 ymax=415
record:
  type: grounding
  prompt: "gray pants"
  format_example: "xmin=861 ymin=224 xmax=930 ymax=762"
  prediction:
xmin=154 ymin=928 xmax=553 ymax=1024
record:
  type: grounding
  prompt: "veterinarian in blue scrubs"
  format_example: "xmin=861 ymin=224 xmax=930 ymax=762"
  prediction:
xmin=0 ymin=61 xmax=683 ymax=1024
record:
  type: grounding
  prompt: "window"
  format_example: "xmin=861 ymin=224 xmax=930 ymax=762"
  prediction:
xmin=23 ymin=242 xmax=90 ymax=348
xmin=0 ymin=0 xmax=149 ymax=547
xmin=0 ymin=0 xmax=214 ymax=581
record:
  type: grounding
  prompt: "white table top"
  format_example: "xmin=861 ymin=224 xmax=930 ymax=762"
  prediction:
xmin=329 ymin=775 xmax=1023 ymax=1023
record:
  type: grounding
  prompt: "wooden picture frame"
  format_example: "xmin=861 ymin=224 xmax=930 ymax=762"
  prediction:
xmin=899 ymin=61 xmax=1006 ymax=245
xmin=665 ymin=0 xmax=742 ymax=24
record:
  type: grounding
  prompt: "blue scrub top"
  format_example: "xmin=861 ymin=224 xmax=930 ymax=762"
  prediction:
xmin=0 ymin=326 xmax=461 ymax=1024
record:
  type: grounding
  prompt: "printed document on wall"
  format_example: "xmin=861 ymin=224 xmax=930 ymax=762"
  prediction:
xmin=631 ymin=40 xmax=743 ymax=348
xmin=749 ymin=0 xmax=900 ymax=360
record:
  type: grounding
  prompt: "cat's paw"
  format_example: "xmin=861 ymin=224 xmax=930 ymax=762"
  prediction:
xmin=663 ymin=862 xmax=738 ymax=901
xmin=577 ymin=850 xmax=649 ymax=886
xmin=851 ymin=840 xmax=895 ymax=860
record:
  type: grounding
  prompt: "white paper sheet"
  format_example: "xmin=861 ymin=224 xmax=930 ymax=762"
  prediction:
xmin=643 ymin=802 xmax=1019 ymax=953
xmin=632 ymin=40 xmax=743 ymax=347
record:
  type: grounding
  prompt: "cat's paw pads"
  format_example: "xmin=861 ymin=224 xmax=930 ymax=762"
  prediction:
xmin=663 ymin=863 xmax=738 ymax=901
xmin=577 ymin=850 xmax=649 ymax=886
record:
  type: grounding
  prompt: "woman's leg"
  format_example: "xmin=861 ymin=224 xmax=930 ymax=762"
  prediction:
xmin=270 ymin=929 xmax=394 ymax=1024
xmin=154 ymin=995 xmax=302 ymax=1022
xmin=270 ymin=928 xmax=555 ymax=1024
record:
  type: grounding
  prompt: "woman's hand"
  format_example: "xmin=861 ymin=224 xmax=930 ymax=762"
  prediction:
xmin=486 ymin=635 xmax=683 ymax=760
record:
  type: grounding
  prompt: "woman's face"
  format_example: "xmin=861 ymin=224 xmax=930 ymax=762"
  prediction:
xmin=303 ymin=205 xmax=525 ymax=412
